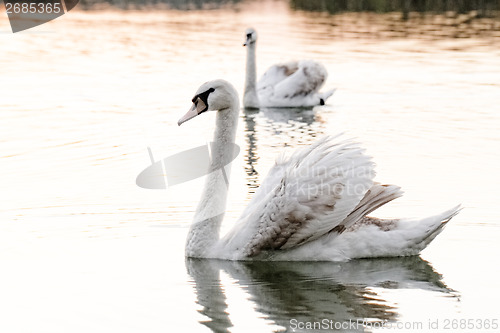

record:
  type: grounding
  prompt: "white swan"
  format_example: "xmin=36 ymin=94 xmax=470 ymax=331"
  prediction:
xmin=178 ymin=79 xmax=461 ymax=261
xmin=243 ymin=28 xmax=335 ymax=108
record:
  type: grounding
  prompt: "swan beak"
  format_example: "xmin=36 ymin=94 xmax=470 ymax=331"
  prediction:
xmin=243 ymin=36 xmax=250 ymax=46
xmin=178 ymin=99 xmax=207 ymax=126
xmin=178 ymin=103 xmax=198 ymax=126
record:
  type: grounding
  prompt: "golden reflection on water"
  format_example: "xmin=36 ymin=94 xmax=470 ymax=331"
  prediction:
xmin=0 ymin=1 xmax=499 ymax=332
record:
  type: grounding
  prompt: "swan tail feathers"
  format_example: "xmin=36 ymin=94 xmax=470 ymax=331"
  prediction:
xmin=413 ymin=205 xmax=462 ymax=246
xmin=318 ymin=89 xmax=336 ymax=105
xmin=331 ymin=205 xmax=461 ymax=260
xmin=436 ymin=204 xmax=462 ymax=224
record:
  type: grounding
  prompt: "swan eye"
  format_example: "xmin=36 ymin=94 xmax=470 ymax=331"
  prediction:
xmin=246 ymin=33 xmax=251 ymax=38
xmin=192 ymin=87 xmax=215 ymax=113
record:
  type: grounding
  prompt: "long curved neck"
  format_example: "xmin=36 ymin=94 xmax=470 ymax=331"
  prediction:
xmin=244 ymin=43 xmax=259 ymax=108
xmin=185 ymin=101 xmax=239 ymax=257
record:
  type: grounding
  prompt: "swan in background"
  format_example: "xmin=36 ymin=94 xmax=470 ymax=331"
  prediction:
xmin=178 ymin=79 xmax=461 ymax=261
xmin=243 ymin=28 xmax=335 ymax=108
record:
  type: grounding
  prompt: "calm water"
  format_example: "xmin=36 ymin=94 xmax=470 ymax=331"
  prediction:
xmin=1 ymin=1 xmax=500 ymax=332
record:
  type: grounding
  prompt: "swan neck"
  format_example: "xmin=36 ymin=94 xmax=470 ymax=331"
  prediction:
xmin=244 ymin=43 xmax=259 ymax=108
xmin=186 ymin=102 xmax=239 ymax=257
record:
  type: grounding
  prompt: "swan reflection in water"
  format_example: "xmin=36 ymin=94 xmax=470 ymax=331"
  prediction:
xmin=186 ymin=257 xmax=457 ymax=332
xmin=242 ymin=106 xmax=326 ymax=195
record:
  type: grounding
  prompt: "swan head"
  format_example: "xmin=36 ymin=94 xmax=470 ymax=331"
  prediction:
xmin=243 ymin=28 xmax=257 ymax=46
xmin=178 ymin=79 xmax=239 ymax=126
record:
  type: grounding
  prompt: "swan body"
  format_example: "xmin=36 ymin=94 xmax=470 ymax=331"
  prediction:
xmin=243 ymin=28 xmax=335 ymax=108
xmin=178 ymin=79 xmax=460 ymax=261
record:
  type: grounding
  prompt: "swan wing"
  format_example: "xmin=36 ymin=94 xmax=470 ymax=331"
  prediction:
xmin=224 ymin=135 xmax=375 ymax=257
xmin=257 ymin=61 xmax=300 ymax=91
xmin=271 ymin=60 xmax=328 ymax=101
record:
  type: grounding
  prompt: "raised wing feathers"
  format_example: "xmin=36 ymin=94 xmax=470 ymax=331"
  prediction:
xmin=257 ymin=60 xmax=328 ymax=106
xmin=226 ymin=135 xmax=375 ymax=257
xmin=257 ymin=61 xmax=299 ymax=91
xmin=273 ymin=60 xmax=327 ymax=100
